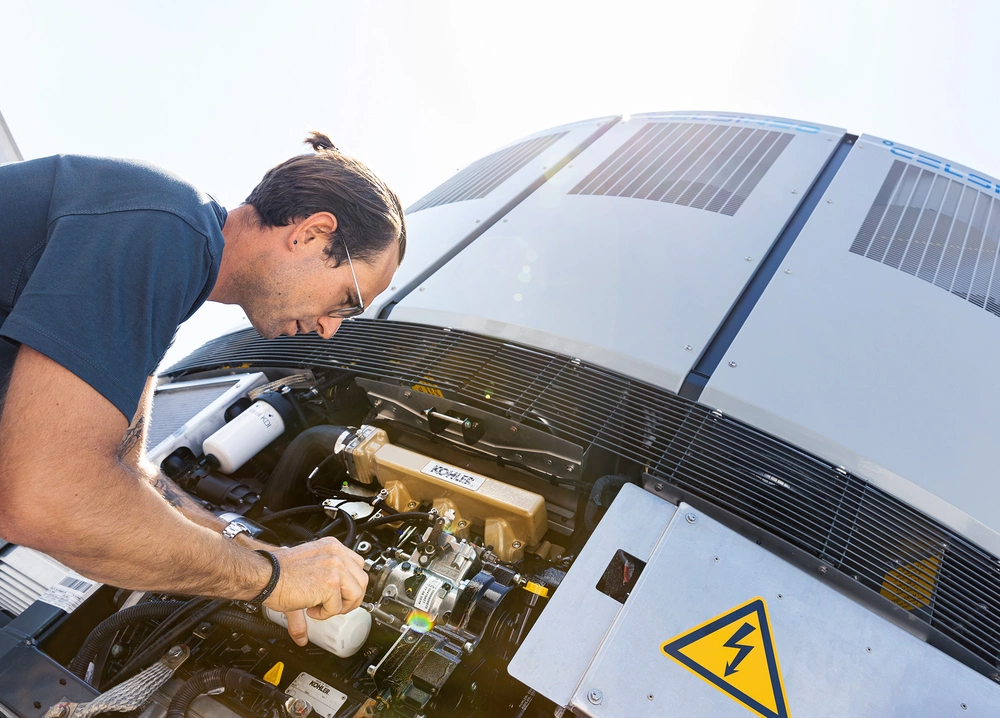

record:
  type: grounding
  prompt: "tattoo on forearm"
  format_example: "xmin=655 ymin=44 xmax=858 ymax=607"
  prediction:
xmin=153 ymin=474 xmax=187 ymax=510
xmin=116 ymin=416 xmax=145 ymax=462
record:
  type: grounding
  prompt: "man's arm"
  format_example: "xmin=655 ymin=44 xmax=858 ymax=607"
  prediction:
xmin=0 ymin=347 xmax=366 ymax=642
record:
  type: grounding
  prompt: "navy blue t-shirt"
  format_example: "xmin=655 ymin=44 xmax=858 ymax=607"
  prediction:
xmin=0 ymin=155 xmax=226 ymax=419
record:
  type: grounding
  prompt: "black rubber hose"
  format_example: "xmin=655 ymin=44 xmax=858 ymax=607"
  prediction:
xmin=360 ymin=512 xmax=435 ymax=530
xmin=68 ymin=600 xmax=186 ymax=679
xmin=166 ymin=668 xmax=290 ymax=718
xmin=106 ymin=599 xmax=226 ymax=689
xmin=316 ymin=508 xmax=357 ymax=547
xmin=260 ymin=426 xmax=349 ymax=511
xmin=257 ymin=505 xmax=326 ymax=525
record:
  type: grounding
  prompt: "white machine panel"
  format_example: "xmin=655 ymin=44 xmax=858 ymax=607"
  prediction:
xmin=392 ymin=112 xmax=845 ymax=392
xmin=367 ymin=116 xmax=619 ymax=316
xmin=702 ymin=133 xmax=1000 ymax=550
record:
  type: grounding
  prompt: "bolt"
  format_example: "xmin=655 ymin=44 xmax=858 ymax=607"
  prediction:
xmin=231 ymin=632 xmax=240 ymax=640
xmin=512 ymin=541 xmax=522 ymax=549
xmin=407 ymin=501 xmax=417 ymax=509
xmin=111 ymin=644 xmax=123 ymax=658
xmin=401 ymin=562 xmax=411 ymax=571
xmin=458 ymin=521 xmax=467 ymax=527
xmin=168 ymin=645 xmax=184 ymax=658
xmin=258 ymin=647 xmax=267 ymax=655
xmin=587 ymin=689 xmax=603 ymax=705
xmin=464 ymin=642 xmax=474 ymax=654
xmin=818 ymin=565 xmax=828 ymax=574
xmin=685 ymin=512 xmax=697 ymax=524
xmin=729 ymin=361 xmax=737 ymax=367
xmin=654 ymin=483 xmax=664 ymax=492
xmin=684 ymin=345 xmax=692 ymax=351
xmin=404 ymin=391 xmax=411 ymax=398
xmin=367 ymin=665 xmax=377 ymax=677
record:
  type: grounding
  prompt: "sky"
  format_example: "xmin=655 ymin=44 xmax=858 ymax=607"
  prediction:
xmin=2 ymin=0 xmax=998 ymax=364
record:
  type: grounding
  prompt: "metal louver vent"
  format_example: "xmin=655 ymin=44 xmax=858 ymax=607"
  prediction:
xmin=569 ymin=122 xmax=793 ymax=216
xmin=168 ymin=320 xmax=1000 ymax=678
xmin=408 ymin=132 xmax=568 ymax=213
xmin=850 ymin=160 xmax=1000 ymax=315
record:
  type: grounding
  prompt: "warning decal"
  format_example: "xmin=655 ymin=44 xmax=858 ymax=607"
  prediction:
xmin=661 ymin=597 xmax=790 ymax=718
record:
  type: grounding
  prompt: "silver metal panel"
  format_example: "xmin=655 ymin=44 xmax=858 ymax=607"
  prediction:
xmin=392 ymin=112 xmax=845 ymax=392
xmin=702 ymin=134 xmax=1000 ymax=550
xmin=507 ymin=484 xmax=677 ymax=706
xmin=569 ymin=503 xmax=998 ymax=716
xmin=0 ymin=110 xmax=20 ymax=164
xmin=367 ymin=116 xmax=619 ymax=316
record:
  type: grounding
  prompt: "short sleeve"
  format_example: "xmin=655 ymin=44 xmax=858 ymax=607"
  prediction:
xmin=1 ymin=211 xmax=217 ymax=419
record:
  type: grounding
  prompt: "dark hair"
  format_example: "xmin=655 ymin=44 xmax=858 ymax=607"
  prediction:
xmin=244 ymin=131 xmax=406 ymax=266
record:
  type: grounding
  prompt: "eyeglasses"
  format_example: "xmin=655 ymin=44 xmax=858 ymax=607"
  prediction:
xmin=328 ymin=240 xmax=366 ymax=318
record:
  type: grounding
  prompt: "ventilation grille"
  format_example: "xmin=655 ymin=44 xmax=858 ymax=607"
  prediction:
xmin=569 ymin=122 xmax=793 ymax=216
xmin=146 ymin=379 xmax=241 ymax=450
xmin=850 ymin=160 xmax=1000 ymax=315
xmin=408 ymin=132 xmax=568 ymax=213
xmin=168 ymin=320 xmax=1000 ymax=676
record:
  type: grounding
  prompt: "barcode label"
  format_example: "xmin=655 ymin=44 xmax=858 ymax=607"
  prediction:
xmin=38 ymin=572 xmax=100 ymax=613
xmin=421 ymin=461 xmax=486 ymax=491
xmin=59 ymin=577 xmax=94 ymax=592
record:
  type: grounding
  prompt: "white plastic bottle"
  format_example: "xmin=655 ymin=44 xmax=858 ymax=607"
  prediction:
xmin=202 ymin=397 xmax=290 ymax=474
xmin=264 ymin=606 xmax=372 ymax=657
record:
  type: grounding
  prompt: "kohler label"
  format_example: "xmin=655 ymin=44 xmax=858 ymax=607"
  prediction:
xmin=421 ymin=460 xmax=487 ymax=491
xmin=286 ymin=673 xmax=347 ymax=718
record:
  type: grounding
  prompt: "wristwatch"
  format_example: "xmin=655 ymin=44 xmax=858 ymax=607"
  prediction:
xmin=222 ymin=520 xmax=253 ymax=541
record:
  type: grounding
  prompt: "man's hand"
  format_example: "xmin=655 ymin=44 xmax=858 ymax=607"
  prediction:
xmin=262 ymin=538 xmax=369 ymax=646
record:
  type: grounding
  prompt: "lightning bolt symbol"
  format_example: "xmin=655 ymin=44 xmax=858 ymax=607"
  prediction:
xmin=723 ymin=622 xmax=756 ymax=677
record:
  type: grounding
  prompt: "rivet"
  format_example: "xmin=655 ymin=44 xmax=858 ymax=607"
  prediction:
xmin=866 ymin=647 xmax=872 ymax=653
xmin=475 ymin=219 xmax=481 ymax=223
xmin=587 ymin=689 xmax=603 ymax=705
xmin=647 ymin=694 xmax=654 ymax=701
xmin=961 ymin=703 xmax=968 ymax=710
xmin=777 ymin=593 xmax=782 ymax=598
xmin=784 ymin=269 xmax=792 ymax=274
xmin=684 ymin=345 xmax=693 ymax=351
xmin=791 ymin=190 xmax=798 ymax=194
xmin=728 ymin=361 xmax=737 ymax=368
xmin=858 ymin=144 xmax=865 ymax=149
xmin=390 ymin=286 xmax=396 ymax=290
xmin=419 ymin=287 xmax=426 ymax=291
xmin=503 ymin=219 xmax=507 ymax=222
xmin=827 ymin=137 xmax=833 ymax=141
xmin=685 ymin=512 xmax=697 ymax=524
xmin=714 ymin=557 xmax=720 ymax=562
xmin=745 ymin=256 xmax=753 ymax=261
xmin=827 ymin=199 xmax=833 ymax=204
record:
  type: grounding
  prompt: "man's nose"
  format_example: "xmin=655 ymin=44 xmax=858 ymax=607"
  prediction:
xmin=315 ymin=317 xmax=343 ymax=339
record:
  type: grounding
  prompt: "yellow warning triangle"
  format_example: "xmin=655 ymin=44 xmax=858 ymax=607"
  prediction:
xmin=661 ymin=597 xmax=790 ymax=718
xmin=263 ymin=662 xmax=284 ymax=686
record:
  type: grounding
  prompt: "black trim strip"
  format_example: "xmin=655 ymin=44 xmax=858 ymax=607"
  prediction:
xmin=679 ymin=134 xmax=858 ymax=400
xmin=378 ymin=117 xmax=621 ymax=319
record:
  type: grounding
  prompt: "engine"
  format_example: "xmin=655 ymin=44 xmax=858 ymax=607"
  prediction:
xmin=27 ymin=372 xmax=588 ymax=718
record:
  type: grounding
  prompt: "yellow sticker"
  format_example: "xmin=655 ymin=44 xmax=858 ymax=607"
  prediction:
xmin=881 ymin=555 xmax=940 ymax=611
xmin=263 ymin=662 xmax=284 ymax=686
xmin=411 ymin=383 xmax=444 ymax=398
xmin=661 ymin=598 xmax=790 ymax=718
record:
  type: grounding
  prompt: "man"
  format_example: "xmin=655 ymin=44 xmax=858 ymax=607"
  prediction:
xmin=0 ymin=132 xmax=406 ymax=646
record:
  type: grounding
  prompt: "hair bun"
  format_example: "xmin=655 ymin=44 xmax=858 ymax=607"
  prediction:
xmin=305 ymin=131 xmax=338 ymax=152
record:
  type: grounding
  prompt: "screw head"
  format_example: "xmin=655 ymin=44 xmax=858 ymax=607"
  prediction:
xmin=728 ymin=361 xmax=737 ymax=368
xmin=407 ymin=501 xmax=417 ymax=508
xmin=654 ymin=483 xmax=664 ymax=492
xmin=784 ymin=269 xmax=792 ymax=274
xmin=685 ymin=512 xmax=698 ymax=524
xmin=512 ymin=541 xmax=522 ymax=549
xmin=684 ymin=345 xmax=692 ymax=351
xmin=745 ymin=256 xmax=753 ymax=261
xmin=588 ymin=689 xmax=603 ymax=705
xmin=404 ymin=391 xmax=411 ymax=398
xmin=827 ymin=199 xmax=833 ymax=204
xmin=367 ymin=665 xmax=377 ymax=677
xmin=168 ymin=645 xmax=184 ymax=658
xmin=818 ymin=565 xmax=828 ymax=574
xmin=791 ymin=189 xmax=798 ymax=194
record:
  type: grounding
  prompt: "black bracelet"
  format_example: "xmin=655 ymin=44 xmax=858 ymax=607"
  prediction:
xmin=250 ymin=550 xmax=280 ymax=606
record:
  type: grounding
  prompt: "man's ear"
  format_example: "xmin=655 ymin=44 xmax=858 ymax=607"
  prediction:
xmin=299 ymin=212 xmax=339 ymax=245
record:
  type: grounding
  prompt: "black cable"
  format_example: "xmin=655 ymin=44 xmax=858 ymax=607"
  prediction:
xmin=134 ymin=597 xmax=209 ymax=654
xmin=166 ymin=668 xmax=289 ymax=718
xmin=105 ymin=599 xmax=226 ymax=689
xmin=68 ymin=600 xmax=186 ymax=680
